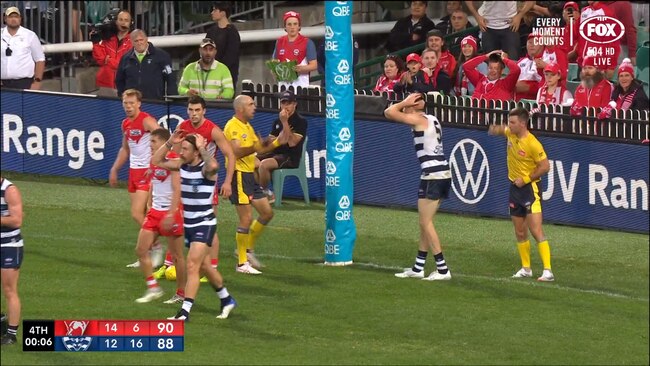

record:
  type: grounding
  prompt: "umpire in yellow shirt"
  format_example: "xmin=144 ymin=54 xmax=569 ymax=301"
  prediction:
xmin=488 ymin=107 xmax=554 ymax=282
xmin=224 ymin=95 xmax=288 ymax=275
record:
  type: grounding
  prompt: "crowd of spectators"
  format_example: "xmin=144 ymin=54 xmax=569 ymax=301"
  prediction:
xmin=1 ymin=0 xmax=648 ymax=122
xmin=377 ymin=0 xmax=648 ymax=121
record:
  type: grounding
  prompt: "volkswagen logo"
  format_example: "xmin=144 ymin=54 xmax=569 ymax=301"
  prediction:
xmin=449 ymin=139 xmax=490 ymax=204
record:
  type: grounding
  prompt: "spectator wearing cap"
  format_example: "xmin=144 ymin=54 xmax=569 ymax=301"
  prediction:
xmin=374 ymin=54 xmax=406 ymax=93
xmin=426 ymin=29 xmax=458 ymax=80
xmin=255 ymin=90 xmax=308 ymax=203
xmin=570 ymin=55 xmax=613 ymax=116
xmin=91 ymin=10 xmax=133 ymax=96
xmin=206 ymin=2 xmax=241 ymax=87
xmin=1 ymin=6 xmax=45 ymax=90
xmin=386 ymin=1 xmax=437 ymax=53
xmin=558 ymin=2 xmax=580 ymax=57
xmin=272 ymin=11 xmax=317 ymax=89
xmin=464 ymin=1 xmax=535 ymax=60
xmin=571 ymin=1 xmax=620 ymax=80
xmin=514 ymin=33 xmax=568 ymax=101
xmin=419 ymin=48 xmax=452 ymax=94
xmin=115 ymin=29 xmax=176 ymax=100
xmin=453 ymin=35 xmax=486 ymax=96
xmin=536 ymin=62 xmax=573 ymax=106
xmin=462 ymin=49 xmax=521 ymax=101
xmin=394 ymin=53 xmax=427 ymax=94
xmin=178 ymin=38 xmax=234 ymax=100
xmin=602 ymin=1 xmax=637 ymax=66
xmin=598 ymin=58 xmax=649 ymax=120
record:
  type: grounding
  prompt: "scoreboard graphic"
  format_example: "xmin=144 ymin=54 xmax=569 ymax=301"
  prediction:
xmin=22 ymin=320 xmax=183 ymax=352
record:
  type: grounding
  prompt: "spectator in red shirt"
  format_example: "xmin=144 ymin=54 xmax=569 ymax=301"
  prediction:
xmin=559 ymin=2 xmax=580 ymax=57
xmin=571 ymin=1 xmax=620 ymax=80
xmin=570 ymin=55 xmax=613 ymax=116
xmin=374 ymin=55 xmax=406 ymax=93
xmin=515 ymin=34 xmax=546 ymax=101
xmin=602 ymin=1 xmax=637 ymax=65
xmin=463 ymin=50 xmax=521 ymax=101
xmin=91 ymin=10 xmax=133 ymax=95
xmin=426 ymin=29 xmax=458 ymax=80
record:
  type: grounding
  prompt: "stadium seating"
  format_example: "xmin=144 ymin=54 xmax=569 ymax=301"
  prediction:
xmin=272 ymin=136 xmax=310 ymax=207
xmin=568 ymin=63 xmax=579 ymax=81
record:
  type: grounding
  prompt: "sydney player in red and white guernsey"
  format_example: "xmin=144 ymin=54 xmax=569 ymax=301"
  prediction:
xmin=160 ymin=95 xmax=235 ymax=278
xmin=109 ymin=89 xmax=164 ymax=268
xmin=134 ymin=128 xmax=187 ymax=304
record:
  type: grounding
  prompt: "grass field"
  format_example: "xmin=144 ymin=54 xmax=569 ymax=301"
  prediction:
xmin=0 ymin=177 xmax=648 ymax=365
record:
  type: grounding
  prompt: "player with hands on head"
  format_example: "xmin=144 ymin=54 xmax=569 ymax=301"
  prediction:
xmin=384 ymin=91 xmax=453 ymax=281
xmin=153 ymin=131 xmax=237 ymax=321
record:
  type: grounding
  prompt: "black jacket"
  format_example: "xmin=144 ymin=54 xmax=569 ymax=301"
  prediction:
xmin=206 ymin=23 xmax=241 ymax=86
xmin=611 ymin=81 xmax=650 ymax=111
xmin=386 ymin=16 xmax=436 ymax=53
xmin=115 ymin=42 xmax=177 ymax=100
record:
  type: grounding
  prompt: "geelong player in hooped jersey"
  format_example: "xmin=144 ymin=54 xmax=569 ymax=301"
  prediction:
xmin=172 ymin=95 xmax=235 ymax=275
xmin=152 ymin=130 xmax=236 ymax=322
xmin=1 ymin=176 xmax=24 ymax=345
xmin=109 ymin=89 xmax=165 ymax=268
xmin=384 ymin=92 xmax=453 ymax=281
xmin=133 ymin=129 xmax=187 ymax=305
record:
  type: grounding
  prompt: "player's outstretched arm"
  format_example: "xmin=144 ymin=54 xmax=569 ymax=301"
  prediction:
xmin=488 ymin=124 xmax=507 ymax=136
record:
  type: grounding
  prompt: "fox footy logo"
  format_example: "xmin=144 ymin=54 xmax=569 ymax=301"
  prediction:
xmin=579 ymin=16 xmax=625 ymax=44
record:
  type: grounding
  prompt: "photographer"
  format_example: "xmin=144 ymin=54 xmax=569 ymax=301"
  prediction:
xmin=91 ymin=10 xmax=133 ymax=96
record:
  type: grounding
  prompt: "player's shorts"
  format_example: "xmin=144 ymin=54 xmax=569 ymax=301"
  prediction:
xmin=142 ymin=208 xmax=184 ymax=236
xmin=184 ymin=225 xmax=216 ymax=248
xmin=128 ymin=168 xmax=152 ymax=193
xmin=418 ymin=178 xmax=451 ymax=200
xmin=509 ymin=181 xmax=542 ymax=217
xmin=257 ymin=153 xmax=298 ymax=169
xmin=1 ymin=246 xmax=23 ymax=269
xmin=230 ymin=171 xmax=265 ymax=205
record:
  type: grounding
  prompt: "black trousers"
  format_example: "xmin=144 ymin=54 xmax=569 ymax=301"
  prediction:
xmin=1 ymin=78 xmax=33 ymax=90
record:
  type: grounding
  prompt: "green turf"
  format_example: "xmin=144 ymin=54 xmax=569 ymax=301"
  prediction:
xmin=1 ymin=178 xmax=648 ymax=365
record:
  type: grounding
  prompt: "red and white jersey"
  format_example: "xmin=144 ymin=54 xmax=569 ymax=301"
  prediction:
xmin=177 ymin=119 xmax=218 ymax=157
xmin=122 ymin=111 xmax=153 ymax=168
xmin=150 ymin=151 xmax=179 ymax=210
xmin=517 ymin=55 xmax=543 ymax=83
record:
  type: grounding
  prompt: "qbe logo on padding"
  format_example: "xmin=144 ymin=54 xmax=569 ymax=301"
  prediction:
xmin=326 ymin=229 xmax=336 ymax=243
xmin=579 ymin=16 xmax=625 ymax=44
xmin=326 ymin=93 xmax=336 ymax=108
xmin=325 ymin=26 xmax=334 ymax=39
xmin=337 ymin=60 xmax=350 ymax=74
xmin=332 ymin=4 xmax=350 ymax=17
xmin=338 ymin=127 xmax=351 ymax=141
xmin=338 ymin=195 xmax=350 ymax=209
xmin=326 ymin=161 xmax=337 ymax=175
xmin=449 ymin=139 xmax=490 ymax=204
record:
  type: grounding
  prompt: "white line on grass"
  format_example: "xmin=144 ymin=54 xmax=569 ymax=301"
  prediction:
xmin=259 ymin=253 xmax=649 ymax=303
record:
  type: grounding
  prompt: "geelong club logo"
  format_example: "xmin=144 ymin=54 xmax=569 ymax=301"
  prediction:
xmin=449 ymin=139 xmax=490 ymax=204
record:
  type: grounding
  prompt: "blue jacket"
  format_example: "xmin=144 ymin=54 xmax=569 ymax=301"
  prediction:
xmin=115 ymin=42 xmax=177 ymax=100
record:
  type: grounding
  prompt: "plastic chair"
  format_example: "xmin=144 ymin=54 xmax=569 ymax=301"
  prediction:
xmin=568 ymin=63 xmax=579 ymax=81
xmin=272 ymin=136 xmax=310 ymax=207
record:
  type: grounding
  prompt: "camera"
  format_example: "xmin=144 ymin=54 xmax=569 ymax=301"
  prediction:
xmin=90 ymin=8 xmax=120 ymax=43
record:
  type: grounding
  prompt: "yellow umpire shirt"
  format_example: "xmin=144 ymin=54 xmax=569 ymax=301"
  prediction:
xmin=504 ymin=127 xmax=547 ymax=183
xmin=224 ymin=116 xmax=258 ymax=173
